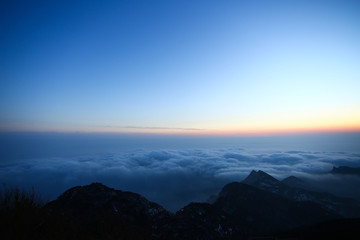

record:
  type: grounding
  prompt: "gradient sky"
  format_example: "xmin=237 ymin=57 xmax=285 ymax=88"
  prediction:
xmin=1 ymin=0 xmax=360 ymax=135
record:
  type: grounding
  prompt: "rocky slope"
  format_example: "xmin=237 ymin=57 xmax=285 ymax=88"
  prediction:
xmin=242 ymin=170 xmax=360 ymax=217
xmin=46 ymin=182 xmax=171 ymax=239
xmin=45 ymin=178 xmax=343 ymax=239
xmin=4 ymin=170 xmax=360 ymax=239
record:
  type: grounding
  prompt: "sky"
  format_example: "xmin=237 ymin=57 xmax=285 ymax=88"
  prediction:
xmin=1 ymin=0 xmax=360 ymax=135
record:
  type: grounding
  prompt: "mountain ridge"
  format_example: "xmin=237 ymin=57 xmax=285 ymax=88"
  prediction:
xmin=242 ymin=170 xmax=360 ymax=218
xmin=3 ymin=170 xmax=360 ymax=239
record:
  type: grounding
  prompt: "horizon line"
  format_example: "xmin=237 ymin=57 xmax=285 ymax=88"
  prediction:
xmin=1 ymin=126 xmax=360 ymax=137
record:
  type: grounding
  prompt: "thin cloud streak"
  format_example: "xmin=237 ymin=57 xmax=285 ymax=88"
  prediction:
xmin=123 ymin=126 xmax=205 ymax=131
xmin=96 ymin=125 xmax=205 ymax=131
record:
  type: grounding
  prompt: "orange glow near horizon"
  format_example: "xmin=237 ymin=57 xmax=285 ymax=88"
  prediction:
xmin=2 ymin=110 xmax=360 ymax=136
xmin=204 ymin=126 xmax=360 ymax=137
xmin=2 ymin=121 xmax=360 ymax=137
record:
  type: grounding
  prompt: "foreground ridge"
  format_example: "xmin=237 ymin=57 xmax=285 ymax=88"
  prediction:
xmin=2 ymin=171 xmax=360 ymax=240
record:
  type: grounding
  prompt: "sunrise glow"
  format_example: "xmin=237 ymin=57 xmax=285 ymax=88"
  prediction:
xmin=1 ymin=1 xmax=359 ymax=136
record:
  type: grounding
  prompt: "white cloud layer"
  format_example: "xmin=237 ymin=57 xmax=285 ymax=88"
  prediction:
xmin=1 ymin=148 xmax=359 ymax=211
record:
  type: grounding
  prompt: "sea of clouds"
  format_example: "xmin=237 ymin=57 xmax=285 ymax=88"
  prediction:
xmin=1 ymin=146 xmax=360 ymax=211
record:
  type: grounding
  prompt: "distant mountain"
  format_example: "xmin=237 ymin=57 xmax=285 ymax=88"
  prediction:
xmin=282 ymin=175 xmax=308 ymax=189
xmin=242 ymin=170 xmax=360 ymax=218
xmin=330 ymin=166 xmax=360 ymax=176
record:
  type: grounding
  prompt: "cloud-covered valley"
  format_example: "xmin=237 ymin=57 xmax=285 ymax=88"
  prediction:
xmin=1 ymin=147 xmax=360 ymax=211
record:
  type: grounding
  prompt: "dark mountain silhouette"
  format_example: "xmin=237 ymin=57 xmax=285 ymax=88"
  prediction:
xmin=242 ymin=170 xmax=281 ymax=189
xmin=169 ymin=202 xmax=235 ymax=239
xmin=48 ymin=182 xmax=170 ymax=223
xmin=242 ymin=170 xmax=360 ymax=217
xmin=153 ymin=181 xmax=340 ymax=239
xmin=46 ymin=182 xmax=171 ymax=239
xmin=45 ymin=179 xmax=340 ymax=239
xmin=2 ymin=170 xmax=360 ymax=239
xmin=330 ymin=166 xmax=360 ymax=176
xmin=213 ymin=182 xmax=338 ymax=233
xmin=282 ymin=175 xmax=308 ymax=189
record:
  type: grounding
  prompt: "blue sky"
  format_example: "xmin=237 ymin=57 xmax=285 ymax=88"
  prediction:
xmin=1 ymin=0 xmax=360 ymax=135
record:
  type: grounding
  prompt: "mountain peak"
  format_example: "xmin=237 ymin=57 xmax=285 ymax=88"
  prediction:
xmin=56 ymin=182 xmax=116 ymax=202
xmin=48 ymin=182 xmax=170 ymax=230
xmin=86 ymin=182 xmax=114 ymax=191
xmin=281 ymin=176 xmax=306 ymax=189
xmin=88 ymin=182 xmax=107 ymax=187
xmin=249 ymin=169 xmax=268 ymax=175
xmin=242 ymin=170 xmax=280 ymax=187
